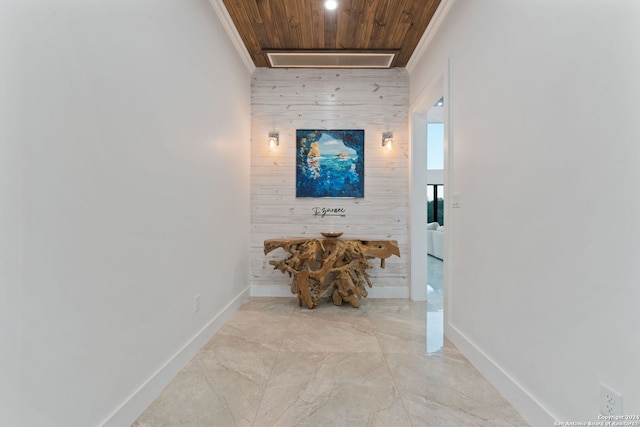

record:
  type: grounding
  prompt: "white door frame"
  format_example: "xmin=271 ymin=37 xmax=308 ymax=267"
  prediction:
xmin=409 ymin=60 xmax=452 ymax=317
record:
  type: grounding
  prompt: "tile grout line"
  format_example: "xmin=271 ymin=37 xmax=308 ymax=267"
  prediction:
xmin=371 ymin=306 xmax=418 ymax=427
xmin=250 ymin=300 xmax=296 ymax=427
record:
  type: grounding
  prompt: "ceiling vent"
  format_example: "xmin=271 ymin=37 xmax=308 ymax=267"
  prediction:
xmin=266 ymin=51 xmax=396 ymax=69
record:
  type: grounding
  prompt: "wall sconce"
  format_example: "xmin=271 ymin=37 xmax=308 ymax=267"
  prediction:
xmin=268 ymin=131 xmax=279 ymax=149
xmin=382 ymin=131 xmax=393 ymax=150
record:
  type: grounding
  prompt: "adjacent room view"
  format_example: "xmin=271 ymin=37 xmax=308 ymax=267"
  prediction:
xmin=3 ymin=1 xmax=638 ymax=426
xmin=426 ymin=97 xmax=445 ymax=355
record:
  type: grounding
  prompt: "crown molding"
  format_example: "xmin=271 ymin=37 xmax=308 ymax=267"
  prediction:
xmin=208 ymin=0 xmax=256 ymax=73
xmin=406 ymin=0 xmax=457 ymax=74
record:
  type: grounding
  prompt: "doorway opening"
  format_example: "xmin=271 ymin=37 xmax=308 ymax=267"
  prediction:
xmin=426 ymin=97 xmax=444 ymax=353
xmin=409 ymin=63 xmax=451 ymax=355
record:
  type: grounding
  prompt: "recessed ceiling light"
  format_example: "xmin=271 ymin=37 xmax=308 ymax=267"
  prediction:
xmin=324 ymin=0 xmax=338 ymax=11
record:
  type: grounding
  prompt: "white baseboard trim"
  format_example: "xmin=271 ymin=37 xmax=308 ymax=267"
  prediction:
xmin=250 ymin=284 xmax=410 ymax=299
xmin=100 ymin=286 xmax=250 ymax=427
xmin=445 ymin=323 xmax=558 ymax=427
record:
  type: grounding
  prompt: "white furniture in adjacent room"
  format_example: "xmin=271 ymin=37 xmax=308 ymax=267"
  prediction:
xmin=427 ymin=222 xmax=444 ymax=260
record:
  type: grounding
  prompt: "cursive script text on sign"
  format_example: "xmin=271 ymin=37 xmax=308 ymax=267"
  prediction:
xmin=312 ymin=207 xmax=346 ymax=218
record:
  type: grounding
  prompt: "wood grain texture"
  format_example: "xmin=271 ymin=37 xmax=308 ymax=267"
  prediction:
xmin=221 ymin=0 xmax=442 ymax=68
xmin=264 ymin=238 xmax=400 ymax=308
xmin=250 ymin=68 xmax=409 ymax=294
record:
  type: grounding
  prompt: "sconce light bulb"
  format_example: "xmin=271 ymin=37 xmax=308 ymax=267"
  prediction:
xmin=382 ymin=132 xmax=393 ymax=150
xmin=268 ymin=132 xmax=279 ymax=149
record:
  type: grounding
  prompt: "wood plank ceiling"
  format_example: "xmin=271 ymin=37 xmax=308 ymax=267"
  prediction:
xmin=222 ymin=0 xmax=442 ymax=68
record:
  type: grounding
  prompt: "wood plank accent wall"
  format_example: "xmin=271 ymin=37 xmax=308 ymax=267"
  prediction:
xmin=250 ymin=68 xmax=410 ymax=297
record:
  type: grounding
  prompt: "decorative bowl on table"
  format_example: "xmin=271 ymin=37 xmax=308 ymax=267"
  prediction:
xmin=321 ymin=232 xmax=343 ymax=238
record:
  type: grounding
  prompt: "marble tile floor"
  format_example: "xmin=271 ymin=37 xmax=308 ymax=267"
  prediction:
xmin=133 ymin=297 xmax=528 ymax=427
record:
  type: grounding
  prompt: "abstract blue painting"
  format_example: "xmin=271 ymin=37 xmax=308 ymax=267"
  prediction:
xmin=296 ymin=129 xmax=364 ymax=198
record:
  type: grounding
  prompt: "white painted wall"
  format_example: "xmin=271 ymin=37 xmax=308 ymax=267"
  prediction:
xmin=250 ymin=68 xmax=410 ymax=298
xmin=4 ymin=1 xmax=251 ymax=426
xmin=411 ymin=0 xmax=640 ymax=424
xmin=427 ymin=170 xmax=444 ymax=186
xmin=0 ymin=2 xmax=22 ymax=426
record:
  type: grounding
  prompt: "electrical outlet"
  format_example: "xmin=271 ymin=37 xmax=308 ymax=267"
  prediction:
xmin=194 ymin=295 xmax=201 ymax=313
xmin=600 ymin=383 xmax=623 ymax=416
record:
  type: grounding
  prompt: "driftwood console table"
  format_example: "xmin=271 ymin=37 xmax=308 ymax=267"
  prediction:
xmin=264 ymin=237 xmax=400 ymax=309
